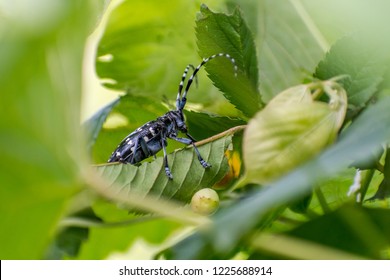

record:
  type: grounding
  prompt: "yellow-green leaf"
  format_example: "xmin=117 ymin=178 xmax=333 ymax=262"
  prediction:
xmin=241 ymin=81 xmax=347 ymax=185
xmin=266 ymin=85 xmax=313 ymax=107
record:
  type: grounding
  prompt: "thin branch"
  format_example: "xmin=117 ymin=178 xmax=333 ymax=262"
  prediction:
xmin=195 ymin=125 xmax=247 ymax=147
xmin=251 ymin=233 xmax=366 ymax=260
xmin=314 ymin=187 xmax=331 ymax=214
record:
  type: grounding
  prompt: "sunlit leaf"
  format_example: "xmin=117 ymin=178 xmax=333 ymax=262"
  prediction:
xmin=96 ymin=0 xmax=204 ymax=96
xmin=315 ymin=35 xmax=390 ymax=118
xmin=242 ymin=82 xmax=347 ymax=185
xmin=244 ymin=102 xmax=337 ymax=185
xmin=266 ymin=84 xmax=313 ymax=106
xmin=255 ymin=0 xmax=326 ymax=101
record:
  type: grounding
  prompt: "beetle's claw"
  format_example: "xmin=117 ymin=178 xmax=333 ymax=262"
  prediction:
xmin=200 ymin=160 xmax=212 ymax=169
xmin=165 ymin=168 xmax=173 ymax=180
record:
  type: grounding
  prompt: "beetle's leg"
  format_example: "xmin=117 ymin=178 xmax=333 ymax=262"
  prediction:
xmin=139 ymin=137 xmax=152 ymax=158
xmin=122 ymin=136 xmax=140 ymax=164
xmin=124 ymin=136 xmax=153 ymax=164
xmin=169 ymin=134 xmax=211 ymax=168
xmin=185 ymin=133 xmax=212 ymax=168
xmin=161 ymin=136 xmax=173 ymax=179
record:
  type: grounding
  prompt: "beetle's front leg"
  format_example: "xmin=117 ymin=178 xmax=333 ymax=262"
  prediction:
xmin=169 ymin=134 xmax=211 ymax=168
xmin=185 ymin=133 xmax=212 ymax=168
xmin=161 ymin=137 xmax=173 ymax=180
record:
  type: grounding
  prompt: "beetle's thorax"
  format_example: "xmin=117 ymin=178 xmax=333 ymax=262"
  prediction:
xmin=158 ymin=110 xmax=187 ymax=133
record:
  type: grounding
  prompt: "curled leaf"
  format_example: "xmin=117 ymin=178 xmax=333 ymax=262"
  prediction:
xmin=241 ymin=80 xmax=347 ymax=185
xmin=266 ymin=84 xmax=314 ymax=106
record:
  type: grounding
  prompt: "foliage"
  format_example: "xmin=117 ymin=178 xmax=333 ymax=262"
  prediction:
xmin=2 ymin=0 xmax=390 ymax=260
xmin=0 ymin=0 xmax=105 ymax=259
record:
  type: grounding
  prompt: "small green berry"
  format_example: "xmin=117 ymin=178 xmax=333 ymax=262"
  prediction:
xmin=191 ymin=188 xmax=219 ymax=215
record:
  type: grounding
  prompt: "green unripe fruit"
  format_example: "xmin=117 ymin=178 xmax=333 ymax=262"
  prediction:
xmin=191 ymin=188 xmax=219 ymax=215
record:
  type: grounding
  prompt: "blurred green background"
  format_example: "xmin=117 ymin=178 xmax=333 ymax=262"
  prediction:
xmin=1 ymin=0 xmax=390 ymax=259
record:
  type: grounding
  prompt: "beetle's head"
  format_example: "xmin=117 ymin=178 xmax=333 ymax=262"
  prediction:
xmin=173 ymin=110 xmax=187 ymax=132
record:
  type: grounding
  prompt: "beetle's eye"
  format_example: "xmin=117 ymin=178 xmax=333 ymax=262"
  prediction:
xmin=177 ymin=121 xmax=187 ymax=132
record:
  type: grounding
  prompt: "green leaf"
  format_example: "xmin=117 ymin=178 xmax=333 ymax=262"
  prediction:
xmin=315 ymin=35 xmax=390 ymax=117
xmin=96 ymin=0 xmax=202 ymax=95
xmin=244 ymin=102 xmax=337 ymax=185
xmin=184 ymin=110 xmax=246 ymax=140
xmin=279 ymin=204 xmax=390 ymax=259
xmin=164 ymin=96 xmax=390 ymax=259
xmin=77 ymin=200 xmax=181 ymax=259
xmin=255 ymin=0 xmax=327 ymax=101
xmin=250 ymin=232 xmax=364 ymax=260
xmin=84 ymin=98 xmax=120 ymax=152
xmin=266 ymin=84 xmax=313 ymax=106
xmin=0 ymin=1 xmax=104 ymax=259
xmin=45 ymin=208 xmax=101 ymax=259
xmin=289 ymin=192 xmax=313 ymax=214
xmin=95 ymin=136 xmax=231 ymax=205
xmin=242 ymin=81 xmax=347 ymax=185
xmin=196 ymin=4 xmax=262 ymax=117
xmin=368 ymin=150 xmax=390 ymax=200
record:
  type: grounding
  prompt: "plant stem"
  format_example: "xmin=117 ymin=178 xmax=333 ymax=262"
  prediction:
xmin=195 ymin=125 xmax=246 ymax=146
xmin=251 ymin=233 xmax=365 ymax=259
xmin=314 ymin=187 xmax=331 ymax=214
xmin=58 ymin=215 xmax=159 ymax=229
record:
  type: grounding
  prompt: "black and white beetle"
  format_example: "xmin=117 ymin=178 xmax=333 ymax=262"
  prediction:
xmin=108 ymin=53 xmax=237 ymax=179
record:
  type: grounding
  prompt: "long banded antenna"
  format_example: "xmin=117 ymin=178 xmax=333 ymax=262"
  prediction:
xmin=176 ymin=64 xmax=196 ymax=110
xmin=177 ymin=53 xmax=237 ymax=110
